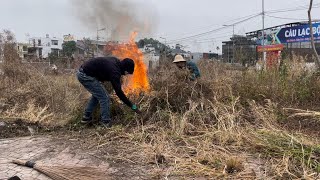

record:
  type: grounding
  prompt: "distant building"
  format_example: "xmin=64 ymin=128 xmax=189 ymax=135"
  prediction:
xmin=139 ymin=44 xmax=160 ymax=70
xmin=190 ymin=52 xmax=218 ymax=63
xmin=246 ymin=21 xmax=320 ymax=61
xmin=16 ymin=43 xmax=28 ymax=60
xmin=27 ymin=34 xmax=63 ymax=59
xmin=190 ymin=53 xmax=203 ymax=62
xmin=222 ymin=36 xmax=256 ymax=64
xmin=63 ymin=34 xmax=75 ymax=42
xmin=169 ymin=44 xmax=189 ymax=57
xmin=75 ymin=40 xmax=90 ymax=59
xmin=0 ymin=42 xmax=26 ymax=62
xmin=141 ymin=44 xmax=156 ymax=53
xmin=90 ymin=40 xmax=108 ymax=57
xmin=222 ymin=21 xmax=320 ymax=66
xmin=75 ymin=39 xmax=109 ymax=58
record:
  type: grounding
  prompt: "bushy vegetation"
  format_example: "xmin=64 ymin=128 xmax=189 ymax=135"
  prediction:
xmin=1 ymin=31 xmax=320 ymax=178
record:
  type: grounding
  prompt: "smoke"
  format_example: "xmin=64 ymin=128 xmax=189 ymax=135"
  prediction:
xmin=71 ymin=0 xmax=158 ymax=41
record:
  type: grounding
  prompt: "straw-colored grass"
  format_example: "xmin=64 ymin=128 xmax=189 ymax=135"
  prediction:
xmin=1 ymin=32 xmax=320 ymax=178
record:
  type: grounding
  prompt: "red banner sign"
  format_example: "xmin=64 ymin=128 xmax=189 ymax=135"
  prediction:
xmin=257 ymin=44 xmax=284 ymax=52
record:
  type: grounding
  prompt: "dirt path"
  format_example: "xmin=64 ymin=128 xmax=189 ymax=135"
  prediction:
xmin=0 ymin=120 xmax=268 ymax=180
xmin=0 ymin=136 xmax=112 ymax=180
xmin=0 ymin=119 xmax=158 ymax=180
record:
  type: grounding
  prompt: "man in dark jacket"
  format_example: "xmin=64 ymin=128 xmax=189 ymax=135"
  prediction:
xmin=77 ymin=56 xmax=140 ymax=127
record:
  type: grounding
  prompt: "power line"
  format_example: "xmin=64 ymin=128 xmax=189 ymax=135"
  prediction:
xmin=168 ymin=13 xmax=261 ymax=42
xmin=157 ymin=3 xmax=320 ymax=45
xmin=266 ymin=5 xmax=320 ymax=14
xmin=151 ymin=12 xmax=262 ymax=40
xmin=265 ymin=14 xmax=319 ymax=21
xmin=166 ymin=27 xmax=227 ymax=43
xmin=222 ymin=12 xmax=263 ymax=24
xmin=166 ymin=31 xmax=233 ymax=44
xmin=166 ymin=14 xmax=260 ymax=43
xmin=291 ymin=0 xmax=320 ymax=8
xmin=266 ymin=5 xmax=311 ymax=13
xmin=193 ymin=38 xmax=234 ymax=44
xmin=168 ymin=3 xmax=320 ymax=42
xmin=167 ymin=34 xmax=233 ymax=44
xmin=156 ymin=2 xmax=320 ymax=52
xmin=153 ymin=13 xmax=258 ymax=38
xmin=193 ymin=33 xmax=233 ymax=42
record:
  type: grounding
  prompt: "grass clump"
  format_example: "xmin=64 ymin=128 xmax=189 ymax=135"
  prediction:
xmin=1 ymin=31 xmax=320 ymax=178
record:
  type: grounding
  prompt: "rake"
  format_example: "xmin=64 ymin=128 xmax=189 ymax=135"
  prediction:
xmin=12 ymin=159 xmax=108 ymax=180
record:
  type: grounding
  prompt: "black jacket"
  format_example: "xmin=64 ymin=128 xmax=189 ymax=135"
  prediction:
xmin=81 ymin=57 xmax=133 ymax=107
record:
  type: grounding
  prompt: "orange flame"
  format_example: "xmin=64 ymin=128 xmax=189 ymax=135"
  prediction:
xmin=110 ymin=32 xmax=150 ymax=95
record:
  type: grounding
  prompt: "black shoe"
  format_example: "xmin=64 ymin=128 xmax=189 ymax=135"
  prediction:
xmin=81 ymin=116 xmax=92 ymax=124
xmin=8 ymin=176 xmax=21 ymax=180
xmin=100 ymin=121 xmax=112 ymax=128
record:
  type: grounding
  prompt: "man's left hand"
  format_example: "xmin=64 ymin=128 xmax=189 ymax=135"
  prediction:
xmin=132 ymin=104 xmax=142 ymax=114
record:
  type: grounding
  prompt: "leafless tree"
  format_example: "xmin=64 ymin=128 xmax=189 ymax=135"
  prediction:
xmin=308 ymin=0 xmax=320 ymax=69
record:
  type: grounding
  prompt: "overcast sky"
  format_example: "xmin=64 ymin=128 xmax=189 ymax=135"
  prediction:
xmin=0 ymin=0 xmax=319 ymax=53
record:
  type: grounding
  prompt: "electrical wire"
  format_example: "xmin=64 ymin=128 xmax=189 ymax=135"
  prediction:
xmin=166 ymin=31 xmax=233 ymax=44
xmin=154 ymin=2 xmax=320 ymax=51
xmin=166 ymin=14 xmax=260 ymax=43
xmin=291 ymin=0 xmax=320 ymax=9
xmin=155 ymin=3 xmax=320 ymax=43
xmin=167 ymin=34 xmax=233 ymax=44
xmin=266 ymin=5 xmax=320 ymax=14
xmin=151 ymin=12 xmax=262 ymax=40
xmin=265 ymin=14 xmax=314 ymax=21
xmin=193 ymin=34 xmax=234 ymax=42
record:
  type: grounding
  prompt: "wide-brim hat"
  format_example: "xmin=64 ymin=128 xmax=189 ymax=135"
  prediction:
xmin=173 ymin=55 xmax=186 ymax=63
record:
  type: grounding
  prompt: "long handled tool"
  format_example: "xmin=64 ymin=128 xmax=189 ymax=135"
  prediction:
xmin=12 ymin=159 xmax=108 ymax=180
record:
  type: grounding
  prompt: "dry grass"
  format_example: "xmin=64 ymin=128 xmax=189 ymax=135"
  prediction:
xmin=0 ymin=42 xmax=85 ymax=125
xmin=1 ymin=33 xmax=320 ymax=178
xmin=0 ymin=66 xmax=85 ymax=125
xmin=115 ymin=59 xmax=320 ymax=178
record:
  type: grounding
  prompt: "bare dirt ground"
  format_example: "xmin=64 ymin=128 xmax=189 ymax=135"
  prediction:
xmin=0 ymin=120 xmax=156 ymax=180
xmin=0 ymin=136 xmax=110 ymax=180
xmin=0 ymin=120 xmax=267 ymax=180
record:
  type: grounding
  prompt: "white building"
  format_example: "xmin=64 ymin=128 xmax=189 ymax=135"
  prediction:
xmin=142 ymin=44 xmax=155 ymax=53
xmin=139 ymin=44 xmax=160 ymax=69
xmin=145 ymin=53 xmax=160 ymax=69
xmin=16 ymin=43 xmax=28 ymax=60
xmin=190 ymin=53 xmax=203 ymax=63
xmin=28 ymin=34 xmax=63 ymax=59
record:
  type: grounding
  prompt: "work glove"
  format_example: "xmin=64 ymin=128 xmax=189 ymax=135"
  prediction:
xmin=131 ymin=104 xmax=142 ymax=114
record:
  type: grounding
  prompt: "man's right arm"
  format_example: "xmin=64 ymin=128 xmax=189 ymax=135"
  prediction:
xmin=111 ymin=78 xmax=133 ymax=108
xmin=187 ymin=62 xmax=200 ymax=80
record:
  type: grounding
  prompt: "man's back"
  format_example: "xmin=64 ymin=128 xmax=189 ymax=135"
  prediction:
xmin=82 ymin=57 xmax=122 ymax=82
xmin=187 ymin=61 xmax=201 ymax=80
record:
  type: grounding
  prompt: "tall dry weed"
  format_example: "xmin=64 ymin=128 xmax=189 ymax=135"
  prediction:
xmin=1 ymin=32 xmax=320 ymax=178
xmin=0 ymin=31 xmax=85 ymax=125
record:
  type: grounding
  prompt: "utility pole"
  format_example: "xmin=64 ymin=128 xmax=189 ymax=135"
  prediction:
xmin=223 ymin=24 xmax=235 ymax=63
xmin=308 ymin=0 xmax=320 ymax=69
xmin=262 ymin=0 xmax=266 ymax=63
xmin=96 ymin=27 xmax=106 ymax=57
xmin=160 ymin=37 xmax=167 ymax=63
xmin=232 ymin=24 xmax=235 ymax=63
xmin=96 ymin=29 xmax=99 ymax=57
xmin=228 ymin=45 xmax=230 ymax=63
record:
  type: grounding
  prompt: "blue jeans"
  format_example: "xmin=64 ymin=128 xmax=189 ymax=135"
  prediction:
xmin=77 ymin=70 xmax=111 ymax=122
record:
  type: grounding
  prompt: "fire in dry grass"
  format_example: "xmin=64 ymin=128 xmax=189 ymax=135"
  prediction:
xmin=110 ymin=32 xmax=150 ymax=95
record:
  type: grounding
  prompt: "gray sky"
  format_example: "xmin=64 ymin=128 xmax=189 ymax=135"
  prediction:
xmin=0 ymin=0 xmax=319 ymax=53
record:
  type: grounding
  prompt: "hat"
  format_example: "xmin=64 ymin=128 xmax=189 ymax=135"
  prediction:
xmin=173 ymin=55 xmax=186 ymax=63
xmin=121 ymin=58 xmax=135 ymax=74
